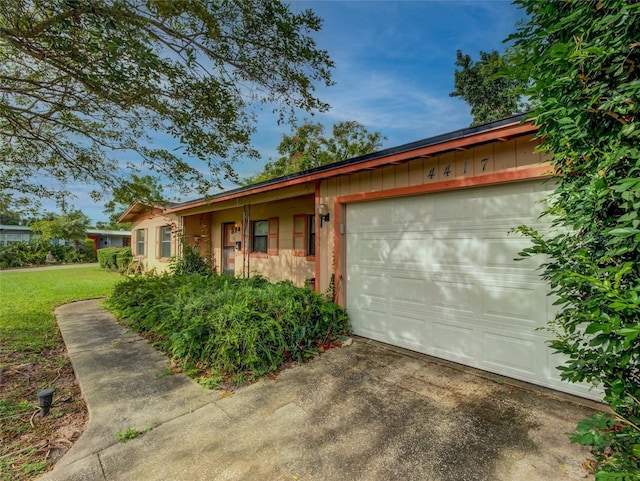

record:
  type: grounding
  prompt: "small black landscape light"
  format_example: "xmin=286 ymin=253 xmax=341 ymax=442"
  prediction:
xmin=36 ymin=388 xmax=55 ymax=418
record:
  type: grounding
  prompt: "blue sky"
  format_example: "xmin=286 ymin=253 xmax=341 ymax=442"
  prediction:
xmin=56 ymin=0 xmax=527 ymax=224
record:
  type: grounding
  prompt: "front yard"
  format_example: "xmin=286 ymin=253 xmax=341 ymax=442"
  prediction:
xmin=0 ymin=266 xmax=350 ymax=480
xmin=0 ymin=266 xmax=121 ymax=480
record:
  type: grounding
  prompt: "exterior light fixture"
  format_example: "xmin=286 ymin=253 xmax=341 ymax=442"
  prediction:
xmin=316 ymin=204 xmax=330 ymax=228
xmin=36 ymin=388 xmax=55 ymax=418
xmin=193 ymin=235 xmax=201 ymax=244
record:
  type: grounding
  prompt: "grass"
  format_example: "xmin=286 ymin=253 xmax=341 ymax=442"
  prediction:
xmin=114 ymin=424 xmax=153 ymax=444
xmin=0 ymin=265 xmax=121 ymax=481
xmin=0 ymin=266 xmax=121 ymax=352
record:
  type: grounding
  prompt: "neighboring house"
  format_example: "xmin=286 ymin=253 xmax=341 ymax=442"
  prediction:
xmin=0 ymin=224 xmax=131 ymax=250
xmin=86 ymin=228 xmax=131 ymax=251
xmin=0 ymin=225 xmax=33 ymax=246
xmin=121 ymin=114 xmax=597 ymax=400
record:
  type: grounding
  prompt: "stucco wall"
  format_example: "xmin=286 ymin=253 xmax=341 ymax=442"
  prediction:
xmin=180 ymin=196 xmax=316 ymax=286
xmin=130 ymin=210 xmax=179 ymax=274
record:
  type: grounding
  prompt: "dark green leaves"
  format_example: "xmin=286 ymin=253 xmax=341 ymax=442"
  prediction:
xmin=449 ymin=49 xmax=529 ymax=126
xmin=510 ymin=0 xmax=640 ymax=477
xmin=105 ymin=273 xmax=351 ymax=387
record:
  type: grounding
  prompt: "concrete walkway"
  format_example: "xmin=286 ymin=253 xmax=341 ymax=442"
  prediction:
xmin=39 ymin=299 xmax=601 ymax=481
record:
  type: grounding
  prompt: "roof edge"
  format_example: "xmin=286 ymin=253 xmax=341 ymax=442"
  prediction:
xmin=166 ymin=113 xmax=535 ymax=214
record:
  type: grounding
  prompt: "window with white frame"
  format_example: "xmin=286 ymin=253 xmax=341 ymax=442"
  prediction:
xmin=159 ymin=225 xmax=172 ymax=258
xmin=136 ymin=229 xmax=145 ymax=256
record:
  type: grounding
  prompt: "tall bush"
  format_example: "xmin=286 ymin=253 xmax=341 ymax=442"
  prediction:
xmin=82 ymin=239 xmax=97 ymax=262
xmin=169 ymin=239 xmax=215 ymax=276
xmin=510 ymin=1 xmax=639 ymax=478
xmin=97 ymin=247 xmax=132 ymax=271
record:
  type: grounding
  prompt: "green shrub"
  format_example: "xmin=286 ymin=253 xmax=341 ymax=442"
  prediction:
xmin=106 ymin=274 xmax=351 ymax=386
xmin=115 ymin=249 xmax=133 ymax=272
xmin=169 ymin=238 xmax=215 ymax=276
xmin=0 ymin=242 xmax=33 ymax=268
xmin=98 ymin=247 xmax=131 ymax=271
xmin=82 ymin=239 xmax=97 ymax=262
xmin=0 ymin=239 xmax=98 ymax=268
xmin=511 ymin=1 xmax=640 ymax=477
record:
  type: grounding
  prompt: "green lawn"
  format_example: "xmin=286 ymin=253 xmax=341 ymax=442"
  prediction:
xmin=0 ymin=265 xmax=121 ymax=480
xmin=0 ymin=266 xmax=121 ymax=351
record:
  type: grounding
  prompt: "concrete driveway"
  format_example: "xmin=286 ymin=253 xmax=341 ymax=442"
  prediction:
xmin=40 ymin=300 xmax=600 ymax=481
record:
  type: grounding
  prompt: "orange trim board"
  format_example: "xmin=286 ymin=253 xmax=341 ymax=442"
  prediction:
xmin=331 ymin=164 xmax=552 ymax=307
xmin=314 ymin=180 xmax=321 ymax=293
xmin=336 ymin=165 xmax=552 ymax=205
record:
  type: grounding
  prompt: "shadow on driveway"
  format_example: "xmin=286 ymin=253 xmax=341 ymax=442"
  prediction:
xmin=41 ymin=299 xmax=600 ymax=481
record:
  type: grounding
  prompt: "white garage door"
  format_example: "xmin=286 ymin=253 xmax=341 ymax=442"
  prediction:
xmin=346 ymin=180 xmax=598 ymax=399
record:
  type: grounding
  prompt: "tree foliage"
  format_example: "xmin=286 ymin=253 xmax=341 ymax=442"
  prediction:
xmin=30 ymin=209 xmax=90 ymax=242
xmin=510 ymin=1 xmax=640 ymax=477
xmin=0 ymin=208 xmax=22 ymax=225
xmin=0 ymin=0 xmax=334 ymax=207
xmin=450 ymin=49 xmax=528 ymax=126
xmin=242 ymin=120 xmax=385 ymax=185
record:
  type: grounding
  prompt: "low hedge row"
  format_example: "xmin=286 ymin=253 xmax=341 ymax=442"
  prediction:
xmin=97 ymin=247 xmax=133 ymax=271
xmin=105 ymin=273 xmax=351 ymax=386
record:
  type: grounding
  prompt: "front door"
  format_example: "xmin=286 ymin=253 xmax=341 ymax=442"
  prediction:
xmin=222 ymin=222 xmax=236 ymax=275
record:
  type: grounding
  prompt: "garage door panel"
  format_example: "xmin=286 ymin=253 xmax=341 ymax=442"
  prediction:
xmin=430 ymin=321 xmax=477 ymax=362
xmin=355 ymin=308 xmax=388 ymax=337
xmin=482 ymin=282 xmax=544 ymax=324
xmin=356 ymin=238 xmax=391 ymax=265
xmin=391 ymin=276 xmax=427 ymax=308
xmin=484 ymin=237 xmax=539 ymax=270
xmin=433 ymin=196 xmax=474 ymax=223
xmin=483 ymin=331 xmax=538 ymax=375
xmin=391 ymin=197 xmax=435 ymax=225
xmin=345 ymin=180 xmax=599 ymax=399
xmin=388 ymin=313 xmax=428 ymax=348
xmin=432 ymin=237 xmax=479 ymax=268
xmin=431 ymin=278 xmax=479 ymax=314
xmin=478 ymin=191 xmax=536 ymax=221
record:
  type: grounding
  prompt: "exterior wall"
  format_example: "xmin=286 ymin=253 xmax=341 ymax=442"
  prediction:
xmin=129 ymin=129 xmax=550 ymax=295
xmin=129 ymin=210 xmax=179 ymax=273
xmin=241 ymin=196 xmax=315 ymax=286
xmin=87 ymin=230 xmax=131 ymax=249
xmin=183 ymin=212 xmax=214 ymax=266
xmin=181 ymin=196 xmax=316 ymax=286
xmin=0 ymin=226 xmax=130 ymax=249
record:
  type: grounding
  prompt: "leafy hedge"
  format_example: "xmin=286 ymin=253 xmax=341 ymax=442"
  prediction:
xmin=0 ymin=240 xmax=96 ymax=269
xmin=105 ymin=274 xmax=350 ymax=386
xmin=97 ymin=247 xmax=132 ymax=271
xmin=511 ymin=1 xmax=640 ymax=478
